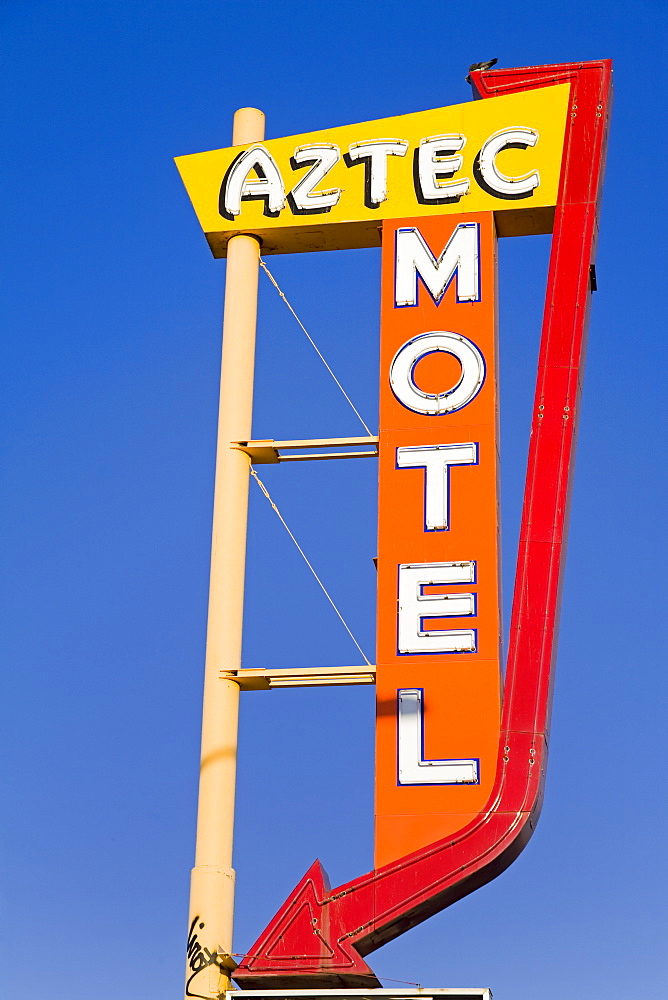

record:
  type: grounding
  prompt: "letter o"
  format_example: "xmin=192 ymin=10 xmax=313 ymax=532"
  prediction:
xmin=389 ymin=331 xmax=485 ymax=415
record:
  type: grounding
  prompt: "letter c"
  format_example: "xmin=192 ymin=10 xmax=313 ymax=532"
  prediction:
xmin=475 ymin=127 xmax=540 ymax=199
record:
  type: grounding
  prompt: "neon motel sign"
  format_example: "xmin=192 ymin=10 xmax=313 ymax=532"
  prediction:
xmin=177 ymin=60 xmax=612 ymax=992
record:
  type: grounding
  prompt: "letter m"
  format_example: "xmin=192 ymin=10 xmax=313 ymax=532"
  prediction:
xmin=395 ymin=223 xmax=480 ymax=306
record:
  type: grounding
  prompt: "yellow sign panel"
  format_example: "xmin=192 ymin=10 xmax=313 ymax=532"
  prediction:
xmin=175 ymin=83 xmax=569 ymax=256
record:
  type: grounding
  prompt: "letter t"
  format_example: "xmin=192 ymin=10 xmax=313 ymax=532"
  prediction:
xmin=397 ymin=442 xmax=478 ymax=530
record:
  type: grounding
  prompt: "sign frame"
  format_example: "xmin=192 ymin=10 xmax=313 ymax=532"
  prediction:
xmin=233 ymin=58 xmax=612 ymax=990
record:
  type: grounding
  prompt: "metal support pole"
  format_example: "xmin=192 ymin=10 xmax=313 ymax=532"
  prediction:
xmin=185 ymin=107 xmax=265 ymax=1000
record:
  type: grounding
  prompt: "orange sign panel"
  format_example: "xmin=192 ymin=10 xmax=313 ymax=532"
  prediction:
xmin=375 ymin=212 xmax=501 ymax=867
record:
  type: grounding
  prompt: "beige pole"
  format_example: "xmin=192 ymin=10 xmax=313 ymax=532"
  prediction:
xmin=185 ymin=107 xmax=265 ymax=1000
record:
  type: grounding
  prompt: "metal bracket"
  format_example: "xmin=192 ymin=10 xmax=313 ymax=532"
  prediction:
xmin=221 ymin=665 xmax=377 ymax=689
xmin=227 ymin=992 xmax=492 ymax=1000
xmin=232 ymin=436 xmax=379 ymax=464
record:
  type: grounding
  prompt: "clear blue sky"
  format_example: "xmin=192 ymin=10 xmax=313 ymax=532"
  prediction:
xmin=2 ymin=2 xmax=666 ymax=998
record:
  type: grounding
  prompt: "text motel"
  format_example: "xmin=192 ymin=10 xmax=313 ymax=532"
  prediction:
xmin=391 ymin=222 xmax=489 ymax=786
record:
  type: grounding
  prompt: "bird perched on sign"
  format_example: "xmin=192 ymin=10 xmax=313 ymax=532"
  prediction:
xmin=466 ymin=58 xmax=498 ymax=83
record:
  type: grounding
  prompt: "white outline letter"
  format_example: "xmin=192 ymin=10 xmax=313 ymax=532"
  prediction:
xmin=223 ymin=144 xmax=286 ymax=217
xmin=397 ymin=442 xmax=478 ymax=530
xmin=395 ymin=224 xmax=479 ymax=306
xmin=398 ymin=689 xmax=479 ymax=785
xmin=289 ymin=143 xmax=341 ymax=212
xmin=389 ymin=331 xmax=485 ymax=415
xmin=417 ymin=134 xmax=470 ymax=202
xmin=347 ymin=139 xmax=408 ymax=205
xmin=398 ymin=561 xmax=476 ymax=654
xmin=477 ymin=127 xmax=540 ymax=197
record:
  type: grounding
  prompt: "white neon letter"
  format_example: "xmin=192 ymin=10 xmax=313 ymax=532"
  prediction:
xmin=398 ymin=561 xmax=476 ymax=654
xmin=223 ymin=144 xmax=286 ymax=216
xmin=397 ymin=442 xmax=478 ymax=530
xmin=289 ymin=143 xmax=342 ymax=212
xmin=477 ymin=127 xmax=540 ymax=198
xmin=398 ymin=688 xmax=479 ymax=784
xmin=389 ymin=331 xmax=485 ymax=415
xmin=417 ymin=134 xmax=470 ymax=202
xmin=347 ymin=139 xmax=408 ymax=205
xmin=395 ymin=224 xmax=479 ymax=306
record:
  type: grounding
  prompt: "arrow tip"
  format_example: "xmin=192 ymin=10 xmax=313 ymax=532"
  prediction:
xmin=234 ymin=860 xmax=381 ymax=989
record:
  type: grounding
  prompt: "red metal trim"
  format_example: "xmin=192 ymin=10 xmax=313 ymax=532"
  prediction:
xmin=234 ymin=59 xmax=612 ymax=989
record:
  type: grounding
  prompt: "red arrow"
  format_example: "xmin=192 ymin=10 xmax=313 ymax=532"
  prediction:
xmin=234 ymin=59 xmax=612 ymax=990
xmin=235 ymin=735 xmax=542 ymax=988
